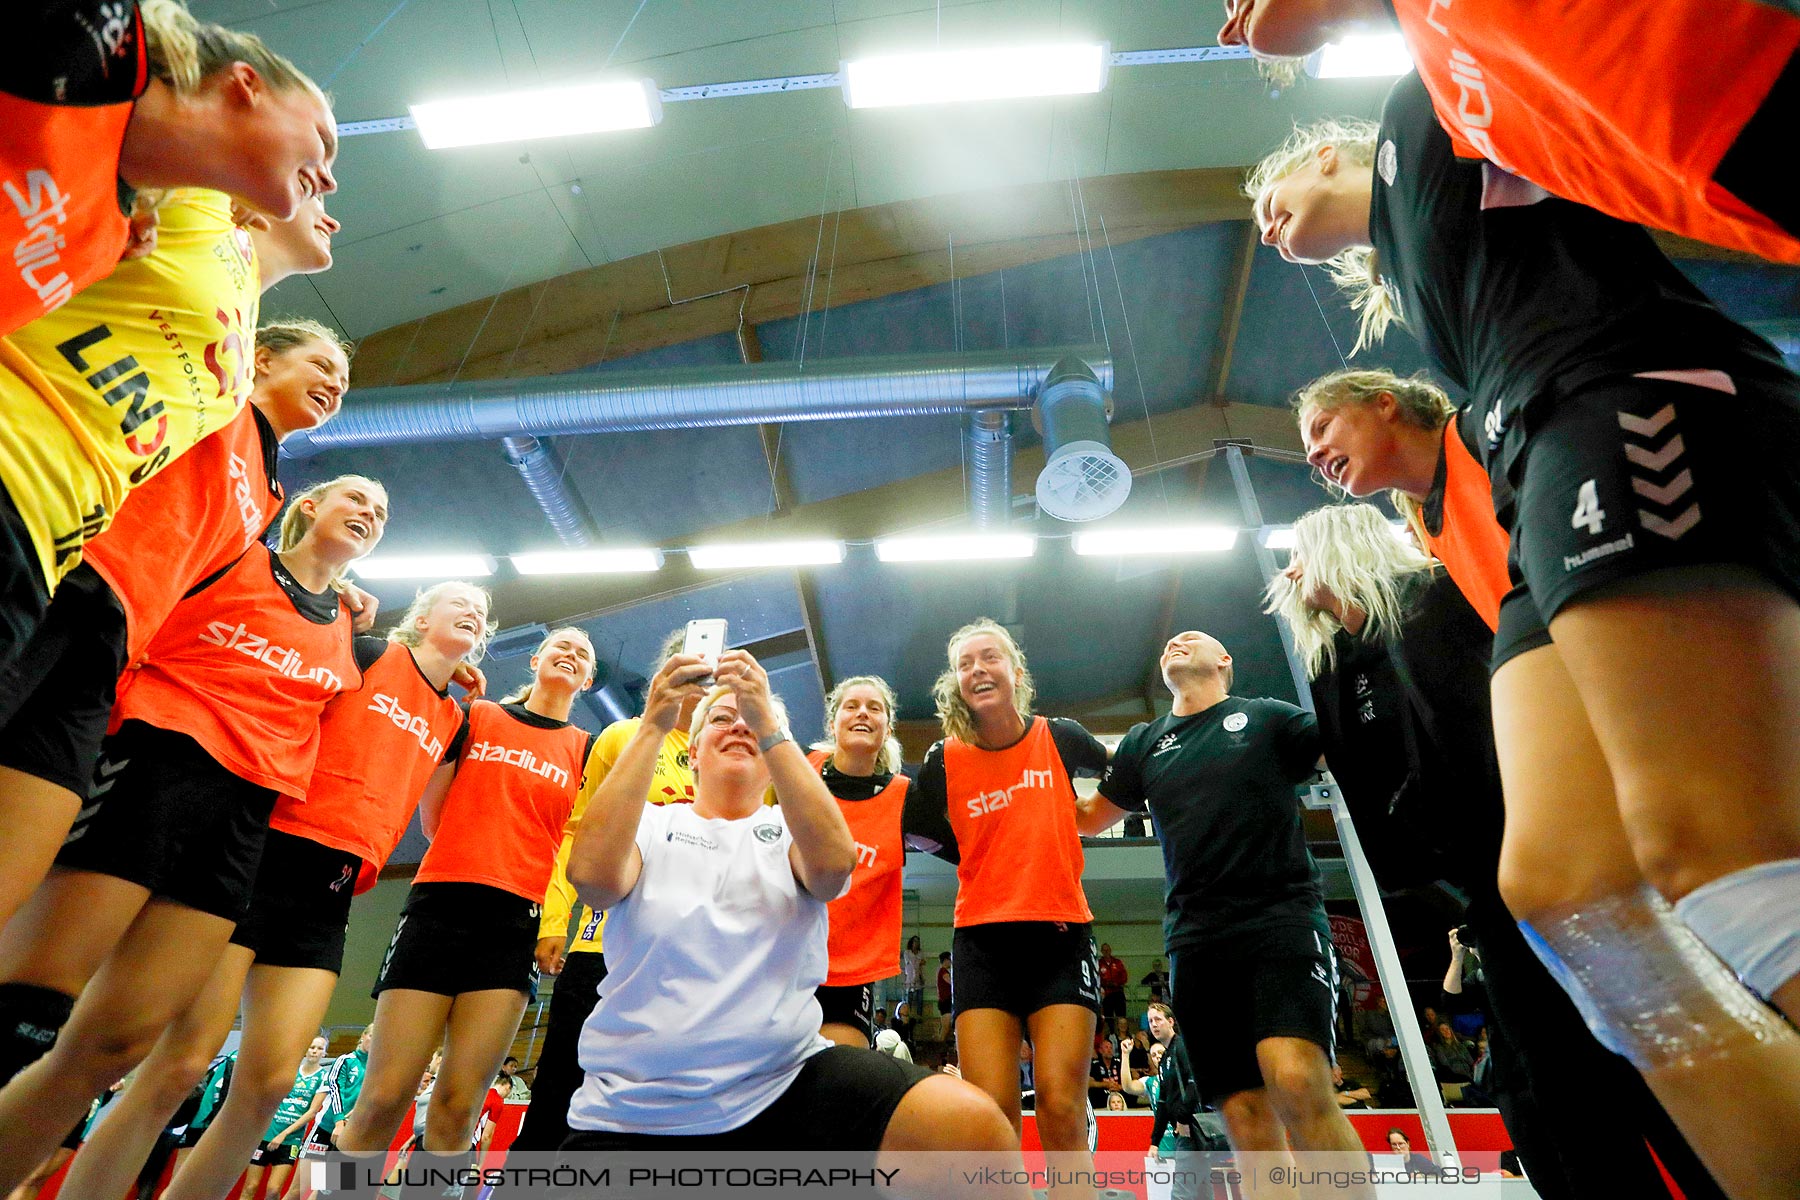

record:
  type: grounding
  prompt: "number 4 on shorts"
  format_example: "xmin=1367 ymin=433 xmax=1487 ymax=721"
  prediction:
xmin=1572 ymin=479 xmax=1605 ymax=535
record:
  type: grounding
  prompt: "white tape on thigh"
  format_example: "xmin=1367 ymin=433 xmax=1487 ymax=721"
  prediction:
xmin=1519 ymin=884 xmax=1795 ymax=1071
xmin=1675 ymin=857 xmax=1800 ymax=1000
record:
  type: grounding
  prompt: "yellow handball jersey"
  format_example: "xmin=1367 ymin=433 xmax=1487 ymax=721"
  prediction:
xmin=0 ymin=189 xmax=259 ymax=592
xmin=540 ymin=717 xmax=694 ymax=956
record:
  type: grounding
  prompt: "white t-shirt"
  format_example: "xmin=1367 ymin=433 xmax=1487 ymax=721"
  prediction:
xmin=567 ymin=802 xmax=835 ymax=1134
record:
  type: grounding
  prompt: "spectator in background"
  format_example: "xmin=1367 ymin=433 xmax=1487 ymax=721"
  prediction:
xmin=873 ymin=1008 xmax=889 ymax=1033
xmin=472 ymin=1075 xmax=510 ymax=1156
xmin=902 ymin=936 xmax=926 ymax=1019
xmin=936 ymin=952 xmax=952 ymax=1021
xmin=500 ymin=1057 xmax=529 ymax=1105
xmin=1087 ymin=1038 xmax=1120 ymax=1108
xmin=874 ymin=1029 xmax=913 ymax=1064
xmin=893 ymin=1001 xmax=917 ymax=1049
xmin=1105 ymin=1092 xmax=1127 ymax=1113
xmin=1097 ymin=944 xmax=1128 ymax=1023
xmin=1386 ymin=1129 xmax=1447 ymax=1179
xmin=1140 ymin=960 xmax=1168 ymax=1005
xmin=1142 ymin=1006 xmax=1203 ymax=1200
xmin=1429 ymin=1022 xmax=1477 ymax=1085
xmin=1359 ymin=994 xmax=1397 ymax=1060
xmin=1332 ymin=1064 xmax=1373 ymax=1110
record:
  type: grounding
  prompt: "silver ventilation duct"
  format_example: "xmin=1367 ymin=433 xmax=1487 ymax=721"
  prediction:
xmin=1032 ymin=356 xmax=1131 ymax=522
xmin=964 ymin=410 xmax=1013 ymax=527
xmin=285 ymin=347 xmax=1110 ymax=540
xmin=501 ymin=435 xmax=596 ymax=547
xmin=284 ymin=348 xmax=1112 ymax=455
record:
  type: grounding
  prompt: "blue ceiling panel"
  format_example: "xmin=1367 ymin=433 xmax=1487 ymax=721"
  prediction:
xmin=1230 ymin=244 xmax=1447 ymax=410
xmin=1679 ymin=259 xmax=1800 ymax=325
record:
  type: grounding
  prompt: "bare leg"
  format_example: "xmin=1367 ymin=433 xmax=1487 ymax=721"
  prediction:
xmin=0 ymin=771 xmax=79 ymax=937
xmin=3 ymin=1145 xmax=71 ymax=1200
xmin=334 ymin=991 xmax=453 ymax=1154
xmin=1253 ymin=1037 xmax=1373 ymax=1200
xmin=952 ymin=1009 xmax=1024 ymax=1140
xmin=1493 ymin=638 xmax=1800 ymax=1200
xmin=1550 ymin=568 xmax=1800 ymax=1017
xmin=419 ymin=990 xmax=527 ymax=1152
xmin=877 ymin=1074 xmax=1031 ymax=1199
xmin=1025 ymin=1005 xmax=1099 ymax=1200
xmin=55 ymin=945 xmax=253 ymax=1200
xmin=164 ymin=962 xmax=339 ymax=1200
xmin=0 ymin=898 xmax=236 ymax=1195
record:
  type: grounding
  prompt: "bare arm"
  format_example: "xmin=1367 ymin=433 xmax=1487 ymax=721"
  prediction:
xmin=417 ymin=762 xmax=457 ymax=841
xmin=1443 ymin=930 xmax=1466 ymax=995
xmin=567 ymin=657 xmax=709 ymax=911
xmin=1075 ymin=793 xmax=1133 ymax=836
xmin=710 ymin=649 xmax=855 ymax=899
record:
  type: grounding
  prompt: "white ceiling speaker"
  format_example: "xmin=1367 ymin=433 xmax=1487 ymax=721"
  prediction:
xmin=1033 ymin=357 xmax=1131 ymax=522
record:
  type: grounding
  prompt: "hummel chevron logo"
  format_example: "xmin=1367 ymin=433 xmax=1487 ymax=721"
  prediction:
xmin=1631 ymin=468 xmax=1694 ymax=507
xmin=1623 ymin=435 xmax=1686 ymax=473
xmin=1616 ymin=404 xmax=1676 ymax=438
xmin=1640 ymin=507 xmax=1702 ymax=539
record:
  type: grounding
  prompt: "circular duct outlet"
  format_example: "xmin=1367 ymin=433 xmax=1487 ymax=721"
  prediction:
xmin=1035 ymin=439 xmax=1132 ymax=522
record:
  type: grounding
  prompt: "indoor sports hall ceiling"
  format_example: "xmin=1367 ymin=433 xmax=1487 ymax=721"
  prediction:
xmin=195 ymin=0 xmax=1800 ymax=764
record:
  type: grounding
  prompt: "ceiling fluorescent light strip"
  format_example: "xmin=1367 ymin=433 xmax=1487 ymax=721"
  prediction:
xmin=1306 ymin=33 xmax=1414 ymax=79
xmin=1073 ymin=526 xmax=1238 ymax=556
xmin=410 ymin=78 xmax=662 ymax=149
xmin=842 ymin=42 xmax=1109 ymax=109
xmin=687 ymin=541 xmax=846 ymax=569
xmin=509 ymin=548 xmax=664 ymax=575
xmin=354 ymin=553 xmax=498 ymax=579
xmin=874 ymin=533 xmax=1037 ymax=563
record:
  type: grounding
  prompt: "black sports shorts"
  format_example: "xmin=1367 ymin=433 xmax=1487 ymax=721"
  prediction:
xmin=951 ymin=921 xmax=1102 ymax=1019
xmin=250 ymin=1139 xmax=298 ymax=1167
xmin=373 ymin=882 xmax=541 ymax=999
xmin=0 ymin=562 xmax=127 ymax=794
xmin=1492 ymin=369 xmax=1800 ymax=671
xmin=1169 ymin=923 xmax=1339 ymax=1105
xmin=0 ymin=474 xmax=50 ymax=679
xmin=231 ymin=829 xmax=362 ymax=972
xmin=558 ymin=1045 xmax=930 ymax=1155
xmin=56 ymin=721 xmax=276 ymax=921
xmin=814 ymin=982 xmax=875 ymax=1044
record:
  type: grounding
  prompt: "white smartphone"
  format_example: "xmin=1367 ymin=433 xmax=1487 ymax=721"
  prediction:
xmin=682 ymin=618 xmax=729 ymax=685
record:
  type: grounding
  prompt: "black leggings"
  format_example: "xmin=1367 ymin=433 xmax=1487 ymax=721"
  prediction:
xmin=509 ymin=951 xmax=607 ymax=1152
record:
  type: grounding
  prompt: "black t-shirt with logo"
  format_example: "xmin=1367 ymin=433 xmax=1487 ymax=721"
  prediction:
xmin=1100 ymin=696 xmax=1322 ymax=951
xmin=1370 ymin=71 xmax=1786 ymax=467
xmin=4 ymin=0 xmax=146 ymax=105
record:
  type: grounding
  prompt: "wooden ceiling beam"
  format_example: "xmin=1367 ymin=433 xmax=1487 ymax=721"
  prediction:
xmin=348 ymin=167 xmax=1254 ymax=387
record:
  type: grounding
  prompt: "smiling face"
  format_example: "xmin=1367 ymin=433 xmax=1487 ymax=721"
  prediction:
xmin=217 ymin=65 xmax=338 ymax=220
xmin=258 ymin=194 xmax=340 ymax=275
xmin=832 ymin=683 xmax=891 ymax=758
xmin=693 ymin=693 xmax=772 ymax=797
xmin=954 ymin=632 xmax=1019 ymax=725
xmin=302 ymin=480 xmax=386 ymax=563
xmin=1160 ymin=630 xmax=1230 ymax=691
xmin=253 ymin=335 xmax=348 ymax=439
xmin=1253 ymin=149 xmax=1365 ymax=265
xmin=530 ymin=630 xmax=595 ymax=693
xmin=419 ymin=585 xmax=490 ymax=659
xmin=1300 ymin=396 xmax=1407 ymax=498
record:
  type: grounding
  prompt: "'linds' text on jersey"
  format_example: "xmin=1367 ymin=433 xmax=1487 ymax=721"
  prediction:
xmin=468 ymin=741 xmax=570 ymax=788
xmin=368 ymin=693 xmax=445 ymax=760
xmin=967 ymin=767 xmax=1054 ymax=817
xmin=200 ymin=621 xmax=344 ymax=689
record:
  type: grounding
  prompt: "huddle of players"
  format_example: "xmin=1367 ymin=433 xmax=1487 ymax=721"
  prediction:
xmin=1224 ymin=2 xmax=1800 ymax=1199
